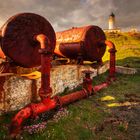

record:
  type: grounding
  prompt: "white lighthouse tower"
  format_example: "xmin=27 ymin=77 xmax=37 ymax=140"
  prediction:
xmin=104 ymin=12 xmax=121 ymax=33
xmin=109 ymin=12 xmax=115 ymax=30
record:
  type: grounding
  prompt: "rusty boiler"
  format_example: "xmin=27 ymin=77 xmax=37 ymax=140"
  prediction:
xmin=0 ymin=13 xmax=56 ymax=68
xmin=54 ymin=25 xmax=106 ymax=63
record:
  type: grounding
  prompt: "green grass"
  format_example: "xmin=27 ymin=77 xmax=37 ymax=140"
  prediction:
xmin=103 ymin=33 xmax=140 ymax=68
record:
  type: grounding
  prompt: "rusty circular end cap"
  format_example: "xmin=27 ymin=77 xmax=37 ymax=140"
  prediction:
xmin=1 ymin=13 xmax=56 ymax=68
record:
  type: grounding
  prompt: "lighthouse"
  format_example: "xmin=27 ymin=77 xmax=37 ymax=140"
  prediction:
xmin=104 ymin=13 xmax=121 ymax=33
xmin=109 ymin=12 xmax=115 ymax=30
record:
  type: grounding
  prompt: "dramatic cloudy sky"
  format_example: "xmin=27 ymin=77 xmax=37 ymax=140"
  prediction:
xmin=0 ymin=0 xmax=139 ymax=31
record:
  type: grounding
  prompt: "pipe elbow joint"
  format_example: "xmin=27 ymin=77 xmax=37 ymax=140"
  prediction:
xmin=105 ymin=40 xmax=117 ymax=52
xmin=34 ymin=34 xmax=51 ymax=50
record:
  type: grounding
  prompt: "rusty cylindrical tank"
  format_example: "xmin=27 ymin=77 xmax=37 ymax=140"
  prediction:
xmin=0 ymin=13 xmax=56 ymax=68
xmin=54 ymin=25 xmax=106 ymax=62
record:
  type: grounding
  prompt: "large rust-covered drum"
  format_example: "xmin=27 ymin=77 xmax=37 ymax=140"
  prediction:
xmin=0 ymin=13 xmax=56 ymax=68
xmin=54 ymin=25 xmax=106 ymax=62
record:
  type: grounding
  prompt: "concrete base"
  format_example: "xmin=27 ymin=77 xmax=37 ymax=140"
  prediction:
xmin=0 ymin=63 xmax=109 ymax=115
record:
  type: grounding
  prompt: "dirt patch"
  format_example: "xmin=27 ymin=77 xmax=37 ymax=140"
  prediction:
xmin=95 ymin=94 xmax=140 ymax=140
xmin=124 ymin=93 xmax=140 ymax=102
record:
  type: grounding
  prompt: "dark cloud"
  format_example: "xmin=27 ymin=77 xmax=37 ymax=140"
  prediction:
xmin=113 ymin=0 xmax=140 ymax=29
xmin=0 ymin=0 xmax=139 ymax=31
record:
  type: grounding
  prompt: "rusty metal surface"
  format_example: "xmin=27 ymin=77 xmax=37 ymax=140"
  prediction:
xmin=0 ymin=32 xmax=5 ymax=59
xmin=105 ymin=40 xmax=117 ymax=81
xmin=55 ymin=25 xmax=106 ymax=62
xmin=0 ymin=47 xmax=5 ymax=59
xmin=59 ymin=42 xmax=81 ymax=59
xmin=35 ymin=34 xmax=52 ymax=99
xmin=1 ymin=13 xmax=56 ymax=68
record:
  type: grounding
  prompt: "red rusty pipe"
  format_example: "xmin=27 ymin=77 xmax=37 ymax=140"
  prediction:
xmin=30 ymin=97 xmax=56 ymax=115
xmin=35 ymin=34 xmax=48 ymax=49
xmin=10 ymin=71 xmax=113 ymax=137
xmin=10 ymin=34 xmax=54 ymax=136
xmin=10 ymin=71 xmax=92 ymax=136
xmin=93 ymin=82 xmax=109 ymax=92
xmin=104 ymin=40 xmax=117 ymax=81
xmin=10 ymin=89 xmax=88 ymax=136
xmin=0 ymin=47 xmax=6 ymax=59
xmin=10 ymin=70 xmax=91 ymax=136
xmin=35 ymin=34 xmax=52 ymax=99
xmin=10 ymin=80 xmax=111 ymax=137
xmin=10 ymin=97 xmax=57 ymax=136
xmin=57 ymin=89 xmax=88 ymax=106
xmin=105 ymin=40 xmax=116 ymax=50
xmin=0 ymin=35 xmax=5 ymax=59
xmin=10 ymin=107 xmax=31 ymax=136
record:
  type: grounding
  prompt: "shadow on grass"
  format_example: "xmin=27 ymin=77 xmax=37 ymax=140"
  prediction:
xmin=116 ymin=57 xmax=140 ymax=68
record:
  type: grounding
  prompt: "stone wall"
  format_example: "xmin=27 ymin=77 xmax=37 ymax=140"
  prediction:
xmin=0 ymin=63 xmax=109 ymax=115
xmin=116 ymin=66 xmax=137 ymax=74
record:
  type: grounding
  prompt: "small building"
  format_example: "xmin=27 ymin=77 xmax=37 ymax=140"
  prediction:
xmin=130 ymin=27 xmax=138 ymax=33
xmin=104 ymin=12 xmax=121 ymax=33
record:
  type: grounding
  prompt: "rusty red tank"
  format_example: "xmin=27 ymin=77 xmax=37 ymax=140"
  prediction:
xmin=54 ymin=25 xmax=106 ymax=62
xmin=0 ymin=13 xmax=56 ymax=68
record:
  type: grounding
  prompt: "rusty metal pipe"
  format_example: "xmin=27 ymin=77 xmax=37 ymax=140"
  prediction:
xmin=58 ymin=89 xmax=88 ymax=106
xmin=10 ymin=68 xmax=115 ymax=138
xmin=0 ymin=33 xmax=5 ymax=59
xmin=0 ymin=34 xmax=5 ymax=59
xmin=10 ymin=107 xmax=31 ymax=136
xmin=10 ymin=98 xmax=57 ymax=136
xmin=10 ymin=71 xmax=92 ymax=136
xmin=10 ymin=89 xmax=90 ymax=136
xmin=10 ymin=89 xmax=89 ymax=136
xmin=104 ymin=40 xmax=117 ymax=81
xmin=0 ymin=47 xmax=6 ymax=59
xmin=93 ymin=82 xmax=109 ymax=92
xmin=10 ymin=34 xmax=54 ymax=136
xmin=35 ymin=34 xmax=52 ymax=99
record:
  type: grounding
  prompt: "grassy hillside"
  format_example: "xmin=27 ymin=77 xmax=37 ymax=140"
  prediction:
xmin=103 ymin=32 xmax=140 ymax=68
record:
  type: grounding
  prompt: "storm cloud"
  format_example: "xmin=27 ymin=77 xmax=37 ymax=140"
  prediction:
xmin=0 ymin=0 xmax=139 ymax=31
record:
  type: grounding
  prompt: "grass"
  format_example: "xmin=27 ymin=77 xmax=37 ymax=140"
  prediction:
xmin=103 ymin=32 xmax=140 ymax=68
xmin=0 ymin=32 xmax=140 ymax=140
